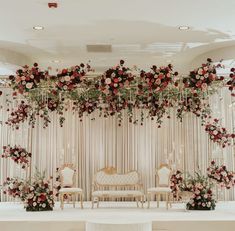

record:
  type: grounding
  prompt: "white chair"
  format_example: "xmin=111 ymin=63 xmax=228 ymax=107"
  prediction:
xmin=147 ymin=164 xmax=172 ymax=209
xmin=58 ymin=164 xmax=83 ymax=209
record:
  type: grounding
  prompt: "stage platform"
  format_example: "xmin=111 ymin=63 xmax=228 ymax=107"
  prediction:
xmin=0 ymin=201 xmax=235 ymax=231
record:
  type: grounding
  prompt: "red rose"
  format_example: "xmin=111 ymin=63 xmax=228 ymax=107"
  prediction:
xmin=39 ymin=194 xmax=46 ymax=202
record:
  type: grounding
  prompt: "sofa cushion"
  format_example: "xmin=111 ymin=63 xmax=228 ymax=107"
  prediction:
xmin=92 ymin=190 xmax=143 ymax=197
xmin=147 ymin=187 xmax=171 ymax=193
xmin=59 ymin=187 xmax=83 ymax=193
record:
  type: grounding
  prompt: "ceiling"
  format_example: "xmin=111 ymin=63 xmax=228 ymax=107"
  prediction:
xmin=1 ymin=0 xmax=235 ymax=74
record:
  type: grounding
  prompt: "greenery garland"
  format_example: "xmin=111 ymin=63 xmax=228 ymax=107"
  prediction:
xmin=2 ymin=59 xmax=234 ymax=147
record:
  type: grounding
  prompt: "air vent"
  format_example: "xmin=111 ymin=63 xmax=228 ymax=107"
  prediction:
xmin=86 ymin=44 xmax=112 ymax=53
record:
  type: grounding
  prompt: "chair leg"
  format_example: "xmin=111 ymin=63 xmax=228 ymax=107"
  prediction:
xmin=61 ymin=193 xmax=64 ymax=210
xmin=141 ymin=196 xmax=144 ymax=208
xmin=136 ymin=197 xmax=139 ymax=208
xmin=157 ymin=194 xmax=160 ymax=208
xmin=73 ymin=194 xmax=76 ymax=208
xmin=147 ymin=193 xmax=150 ymax=209
xmin=166 ymin=193 xmax=168 ymax=209
xmin=169 ymin=194 xmax=172 ymax=208
xmin=80 ymin=193 xmax=84 ymax=209
xmin=92 ymin=196 xmax=94 ymax=209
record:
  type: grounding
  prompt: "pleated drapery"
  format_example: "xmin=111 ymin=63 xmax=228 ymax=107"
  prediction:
xmin=0 ymin=88 xmax=234 ymax=201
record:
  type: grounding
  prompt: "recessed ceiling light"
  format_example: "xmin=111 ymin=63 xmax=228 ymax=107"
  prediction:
xmin=33 ymin=26 xmax=44 ymax=30
xmin=51 ymin=60 xmax=60 ymax=63
xmin=178 ymin=26 xmax=190 ymax=30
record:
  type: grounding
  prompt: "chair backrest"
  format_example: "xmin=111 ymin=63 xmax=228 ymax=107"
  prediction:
xmin=60 ymin=164 xmax=76 ymax=187
xmin=94 ymin=167 xmax=140 ymax=186
xmin=156 ymin=164 xmax=171 ymax=187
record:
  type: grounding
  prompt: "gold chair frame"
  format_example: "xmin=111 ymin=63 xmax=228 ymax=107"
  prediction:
xmin=92 ymin=167 xmax=144 ymax=208
xmin=147 ymin=163 xmax=172 ymax=209
xmin=59 ymin=163 xmax=83 ymax=209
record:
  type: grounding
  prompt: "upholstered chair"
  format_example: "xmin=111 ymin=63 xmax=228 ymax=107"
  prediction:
xmin=58 ymin=164 xmax=83 ymax=209
xmin=147 ymin=164 xmax=172 ymax=209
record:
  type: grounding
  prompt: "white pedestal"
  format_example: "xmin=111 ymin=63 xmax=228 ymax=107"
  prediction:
xmin=86 ymin=220 xmax=152 ymax=231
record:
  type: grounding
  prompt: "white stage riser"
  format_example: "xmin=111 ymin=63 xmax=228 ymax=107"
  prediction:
xmin=1 ymin=221 xmax=235 ymax=231
xmin=1 ymin=202 xmax=235 ymax=231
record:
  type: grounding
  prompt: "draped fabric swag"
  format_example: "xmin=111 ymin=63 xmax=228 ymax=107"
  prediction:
xmin=0 ymin=88 xmax=234 ymax=201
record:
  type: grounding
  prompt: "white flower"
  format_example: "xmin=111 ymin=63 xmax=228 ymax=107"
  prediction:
xmin=105 ymin=78 xmax=111 ymax=85
xmin=33 ymin=202 xmax=37 ymax=207
xmin=155 ymin=79 xmax=161 ymax=85
xmin=198 ymin=68 xmax=203 ymax=75
xmin=64 ymin=76 xmax=71 ymax=82
xmin=111 ymin=73 xmax=116 ymax=78
xmin=42 ymin=203 xmax=46 ymax=208
xmin=30 ymin=75 xmax=34 ymax=79
xmin=26 ymin=83 xmax=33 ymax=89
xmin=22 ymin=81 xmax=26 ymax=85
xmin=213 ymin=130 xmax=218 ymax=135
xmin=63 ymin=85 xmax=68 ymax=90
xmin=9 ymin=183 xmax=14 ymax=189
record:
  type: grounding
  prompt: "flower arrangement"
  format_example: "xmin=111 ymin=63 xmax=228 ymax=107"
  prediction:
xmin=53 ymin=167 xmax=61 ymax=197
xmin=55 ymin=63 xmax=91 ymax=91
xmin=3 ymin=59 xmax=234 ymax=148
xmin=183 ymin=58 xmax=223 ymax=91
xmin=170 ymin=170 xmax=183 ymax=199
xmin=24 ymin=171 xmax=54 ymax=212
xmin=207 ymin=161 xmax=235 ymax=189
xmin=98 ymin=60 xmax=135 ymax=95
xmin=3 ymin=177 xmax=27 ymax=200
xmin=205 ymin=119 xmax=235 ymax=148
xmin=227 ymin=67 xmax=235 ymax=97
xmin=139 ymin=64 xmax=178 ymax=92
xmin=1 ymin=145 xmax=31 ymax=169
xmin=176 ymin=95 xmax=211 ymax=122
xmin=9 ymin=63 xmax=47 ymax=95
xmin=186 ymin=172 xmax=216 ymax=210
xmin=5 ymin=101 xmax=31 ymax=129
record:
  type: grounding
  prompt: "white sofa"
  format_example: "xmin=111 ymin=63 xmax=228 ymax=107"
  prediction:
xmin=92 ymin=167 xmax=144 ymax=208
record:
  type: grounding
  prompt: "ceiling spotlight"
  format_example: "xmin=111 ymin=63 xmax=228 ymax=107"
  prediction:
xmin=178 ymin=26 xmax=190 ymax=30
xmin=33 ymin=26 xmax=44 ymax=30
xmin=51 ymin=60 xmax=60 ymax=63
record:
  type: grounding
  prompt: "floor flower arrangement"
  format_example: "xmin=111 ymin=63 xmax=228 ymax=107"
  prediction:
xmin=170 ymin=170 xmax=216 ymax=210
xmin=24 ymin=171 xmax=54 ymax=212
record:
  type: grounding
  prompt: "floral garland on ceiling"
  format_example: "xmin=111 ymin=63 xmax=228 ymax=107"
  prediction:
xmin=227 ymin=68 xmax=235 ymax=97
xmin=2 ymin=59 xmax=235 ymax=148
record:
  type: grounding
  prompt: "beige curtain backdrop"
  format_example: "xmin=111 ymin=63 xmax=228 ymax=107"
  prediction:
xmin=0 ymin=88 xmax=234 ymax=201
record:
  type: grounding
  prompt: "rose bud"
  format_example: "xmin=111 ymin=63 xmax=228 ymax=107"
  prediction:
xmin=120 ymin=60 xmax=125 ymax=65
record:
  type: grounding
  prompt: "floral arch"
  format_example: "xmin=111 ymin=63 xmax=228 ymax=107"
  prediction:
xmin=1 ymin=59 xmax=235 ymax=148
